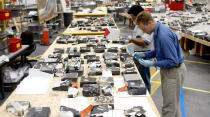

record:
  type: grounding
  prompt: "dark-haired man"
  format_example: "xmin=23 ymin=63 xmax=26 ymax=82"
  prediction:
xmin=134 ymin=11 xmax=187 ymax=117
xmin=128 ymin=5 xmax=154 ymax=93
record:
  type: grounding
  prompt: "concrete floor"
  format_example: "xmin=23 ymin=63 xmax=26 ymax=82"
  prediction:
xmin=1 ymin=19 xmax=210 ymax=117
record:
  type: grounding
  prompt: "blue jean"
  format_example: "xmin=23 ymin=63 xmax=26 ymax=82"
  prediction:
xmin=134 ymin=58 xmax=151 ymax=93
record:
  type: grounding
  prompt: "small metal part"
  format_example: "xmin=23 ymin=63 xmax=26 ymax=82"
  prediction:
xmin=84 ymin=52 xmax=96 ymax=59
xmin=94 ymin=46 xmax=105 ymax=53
xmin=119 ymin=52 xmax=132 ymax=62
xmin=106 ymin=67 xmax=120 ymax=75
xmin=52 ymin=81 xmax=70 ymax=91
xmin=103 ymin=52 xmax=118 ymax=60
xmin=48 ymin=53 xmax=62 ymax=59
xmin=94 ymin=96 xmax=114 ymax=103
xmin=6 ymin=101 xmax=30 ymax=116
xmin=68 ymin=87 xmax=79 ymax=98
xmin=80 ymin=47 xmax=90 ymax=53
xmin=102 ymin=85 xmax=113 ymax=96
xmin=53 ymin=48 xmax=65 ymax=54
xmin=124 ymin=106 xmax=147 ymax=117
xmin=91 ymin=104 xmax=114 ymax=116
xmin=122 ymin=67 xmax=137 ymax=74
xmin=122 ymin=58 xmax=134 ymax=68
xmin=105 ymin=60 xmax=120 ymax=68
xmin=59 ymin=106 xmax=81 ymax=117
xmin=68 ymin=52 xmax=81 ymax=59
xmin=80 ymin=76 xmax=97 ymax=87
xmin=82 ymin=84 xmax=100 ymax=97
xmin=107 ymin=47 xmax=118 ymax=53
xmin=57 ymin=39 xmax=68 ymax=44
xmin=61 ymin=72 xmax=79 ymax=82
xmin=98 ymin=77 xmax=114 ymax=86
xmin=86 ymin=41 xmax=97 ymax=47
xmin=123 ymin=73 xmax=142 ymax=82
xmin=40 ymin=64 xmax=56 ymax=74
xmin=87 ymin=56 xmax=100 ymax=63
xmin=127 ymin=80 xmax=146 ymax=95
xmin=26 ymin=107 xmax=51 ymax=117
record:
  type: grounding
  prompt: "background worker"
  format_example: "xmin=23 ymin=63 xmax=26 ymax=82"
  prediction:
xmin=134 ymin=11 xmax=187 ymax=117
xmin=128 ymin=5 xmax=154 ymax=93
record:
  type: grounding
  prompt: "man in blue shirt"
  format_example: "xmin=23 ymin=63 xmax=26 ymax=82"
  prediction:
xmin=134 ymin=11 xmax=187 ymax=117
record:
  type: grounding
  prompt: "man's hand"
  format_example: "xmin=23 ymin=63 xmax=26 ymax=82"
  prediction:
xmin=128 ymin=35 xmax=133 ymax=43
xmin=129 ymin=39 xmax=133 ymax=43
xmin=132 ymin=52 xmax=145 ymax=58
xmin=139 ymin=59 xmax=154 ymax=67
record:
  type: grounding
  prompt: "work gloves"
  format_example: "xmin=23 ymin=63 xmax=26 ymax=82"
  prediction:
xmin=133 ymin=52 xmax=145 ymax=58
xmin=139 ymin=59 xmax=155 ymax=67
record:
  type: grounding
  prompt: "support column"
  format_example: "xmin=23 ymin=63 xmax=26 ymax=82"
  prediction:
xmin=184 ymin=38 xmax=189 ymax=50
xmin=194 ymin=42 xmax=197 ymax=54
xmin=200 ymin=44 xmax=204 ymax=56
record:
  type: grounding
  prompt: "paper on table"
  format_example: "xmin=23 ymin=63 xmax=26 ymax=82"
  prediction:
xmin=106 ymin=110 xmax=125 ymax=117
xmin=69 ymin=28 xmax=77 ymax=31
xmin=114 ymin=97 xmax=157 ymax=117
xmin=102 ymin=70 xmax=112 ymax=77
xmin=114 ymin=77 xmax=125 ymax=89
xmin=15 ymin=69 xmax=53 ymax=94
xmin=60 ymin=97 xmax=90 ymax=111
xmin=114 ymin=77 xmax=130 ymax=97
xmin=106 ymin=28 xmax=120 ymax=41
xmin=106 ymin=44 xmax=124 ymax=49
xmin=28 ymin=68 xmax=54 ymax=78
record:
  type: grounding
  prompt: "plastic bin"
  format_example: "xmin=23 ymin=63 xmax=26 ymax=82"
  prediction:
xmin=0 ymin=10 xmax=11 ymax=20
xmin=8 ymin=38 xmax=22 ymax=52
xmin=64 ymin=12 xmax=73 ymax=28
xmin=145 ymin=9 xmax=151 ymax=13
xmin=164 ymin=1 xmax=184 ymax=11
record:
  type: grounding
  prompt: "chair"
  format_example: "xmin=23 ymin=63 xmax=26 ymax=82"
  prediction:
xmin=20 ymin=30 xmax=36 ymax=67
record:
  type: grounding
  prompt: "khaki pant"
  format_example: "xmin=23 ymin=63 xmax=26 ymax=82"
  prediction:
xmin=160 ymin=63 xmax=187 ymax=117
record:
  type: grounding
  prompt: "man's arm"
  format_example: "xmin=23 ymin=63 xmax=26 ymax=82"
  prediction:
xmin=130 ymin=38 xmax=147 ymax=47
xmin=144 ymin=50 xmax=156 ymax=58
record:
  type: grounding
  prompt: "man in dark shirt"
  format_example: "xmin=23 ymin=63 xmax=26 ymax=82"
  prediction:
xmin=133 ymin=11 xmax=187 ymax=117
xmin=128 ymin=5 xmax=154 ymax=93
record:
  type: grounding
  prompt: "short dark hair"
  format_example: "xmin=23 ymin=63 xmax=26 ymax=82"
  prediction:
xmin=128 ymin=5 xmax=144 ymax=16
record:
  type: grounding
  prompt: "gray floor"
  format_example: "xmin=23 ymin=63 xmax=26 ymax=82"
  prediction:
xmin=1 ymin=19 xmax=210 ymax=117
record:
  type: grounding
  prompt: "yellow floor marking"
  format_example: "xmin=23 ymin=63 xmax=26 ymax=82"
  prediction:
xmin=183 ymin=86 xmax=210 ymax=94
xmin=150 ymin=67 xmax=157 ymax=76
xmin=150 ymin=70 xmax=160 ymax=81
xmin=151 ymin=81 xmax=210 ymax=94
xmin=184 ymin=60 xmax=210 ymax=65
xmin=151 ymin=77 xmax=161 ymax=96
xmin=27 ymin=55 xmax=42 ymax=60
xmin=27 ymin=58 xmax=38 ymax=60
